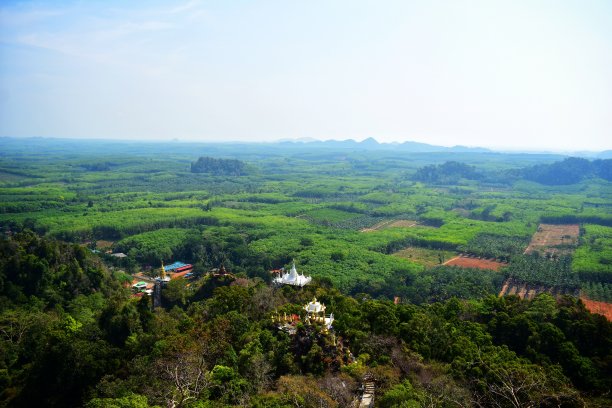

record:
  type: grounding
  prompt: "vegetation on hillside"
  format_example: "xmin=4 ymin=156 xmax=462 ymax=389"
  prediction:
xmin=522 ymin=157 xmax=612 ymax=185
xmin=1 ymin=233 xmax=610 ymax=407
xmin=191 ymin=156 xmax=247 ymax=176
xmin=411 ymin=157 xmax=612 ymax=186
xmin=413 ymin=161 xmax=481 ymax=184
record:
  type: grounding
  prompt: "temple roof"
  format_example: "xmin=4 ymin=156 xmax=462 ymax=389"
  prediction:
xmin=304 ymin=297 xmax=326 ymax=314
xmin=303 ymin=297 xmax=334 ymax=330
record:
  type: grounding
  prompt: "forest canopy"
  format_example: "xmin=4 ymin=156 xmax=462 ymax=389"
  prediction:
xmin=412 ymin=157 xmax=612 ymax=186
xmin=190 ymin=156 xmax=247 ymax=176
xmin=412 ymin=161 xmax=481 ymax=183
xmin=522 ymin=157 xmax=612 ymax=185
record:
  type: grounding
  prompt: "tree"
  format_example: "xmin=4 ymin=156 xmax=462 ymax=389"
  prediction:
xmin=318 ymin=374 xmax=357 ymax=407
xmin=276 ymin=375 xmax=337 ymax=408
xmin=208 ymin=365 xmax=248 ymax=404
xmin=471 ymin=351 xmax=579 ymax=408
xmin=379 ymin=380 xmax=421 ymax=408
xmin=162 ymin=279 xmax=189 ymax=306
xmin=85 ymin=393 xmax=154 ymax=408
xmin=152 ymin=347 xmax=211 ymax=408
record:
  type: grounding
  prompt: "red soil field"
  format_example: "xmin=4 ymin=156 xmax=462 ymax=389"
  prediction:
xmin=444 ymin=256 xmax=506 ymax=271
xmin=581 ymin=297 xmax=612 ymax=321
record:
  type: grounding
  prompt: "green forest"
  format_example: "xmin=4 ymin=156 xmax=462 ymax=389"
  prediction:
xmin=0 ymin=138 xmax=611 ymax=407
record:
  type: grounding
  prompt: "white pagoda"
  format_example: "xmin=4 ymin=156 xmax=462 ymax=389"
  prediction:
xmin=304 ymin=297 xmax=334 ymax=331
xmin=273 ymin=261 xmax=312 ymax=287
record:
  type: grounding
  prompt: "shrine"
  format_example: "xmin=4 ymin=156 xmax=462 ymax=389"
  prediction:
xmin=303 ymin=297 xmax=334 ymax=331
xmin=156 ymin=261 xmax=171 ymax=283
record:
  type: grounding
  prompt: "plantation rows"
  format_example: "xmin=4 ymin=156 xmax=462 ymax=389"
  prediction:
xmin=582 ymin=282 xmax=612 ymax=303
xmin=458 ymin=233 xmax=531 ymax=261
xmin=1 ymin=140 xmax=611 ymax=305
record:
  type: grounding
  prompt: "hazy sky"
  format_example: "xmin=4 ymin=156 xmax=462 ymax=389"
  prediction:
xmin=1 ymin=1 xmax=611 ymax=151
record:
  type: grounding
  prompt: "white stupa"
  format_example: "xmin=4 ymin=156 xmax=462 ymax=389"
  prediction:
xmin=273 ymin=261 xmax=312 ymax=287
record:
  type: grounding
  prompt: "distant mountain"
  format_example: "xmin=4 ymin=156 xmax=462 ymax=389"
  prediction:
xmin=276 ymin=137 xmax=492 ymax=153
xmin=360 ymin=137 xmax=379 ymax=146
xmin=449 ymin=145 xmax=491 ymax=153
xmin=399 ymin=140 xmax=445 ymax=152
xmin=597 ymin=150 xmax=612 ymax=159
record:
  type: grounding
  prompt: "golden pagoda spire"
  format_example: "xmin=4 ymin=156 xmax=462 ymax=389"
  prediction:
xmin=160 ymin=261 xmax=167 ymax=280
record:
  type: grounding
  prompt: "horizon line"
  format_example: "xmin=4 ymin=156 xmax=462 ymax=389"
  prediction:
xmin=0 ymin=135 xmax=609 ymax=155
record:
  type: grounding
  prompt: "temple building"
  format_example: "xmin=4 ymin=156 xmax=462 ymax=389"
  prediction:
xmin=272 ymin=297 xmax=335 ymax=333
xmin=304 ymin=297 xmax=334 ymax=331
xmin=156 ymin=261 xmax=171 ymax=283
xmin=273 ymin=261 xmax=312 ymax=287
xmin=212 ymin=264 xmax=231 ymax=277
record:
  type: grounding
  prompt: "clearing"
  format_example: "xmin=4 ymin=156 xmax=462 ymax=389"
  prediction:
xmin=393 ymin=247 xmax=456 ymax=268
xmin=524 ymin=224 xmax=580 ymax=256
xmin=444 ymin=255 xmax=507 ymax=271
xmin=95 ymin=240 xmax=114 ymax=249
xmin=498 ymin=278 xmax=578 ymax=300
xmin=361 ymin=219 xmax=419 ymax=232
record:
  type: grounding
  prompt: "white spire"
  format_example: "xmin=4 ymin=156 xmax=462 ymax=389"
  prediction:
xmin=288 ymin=261 xmax=298 ymax=280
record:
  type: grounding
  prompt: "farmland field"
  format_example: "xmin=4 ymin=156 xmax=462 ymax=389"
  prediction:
xmin=444 ymin=255 xmax=507 ymax=271
xmin=572 ymin=224 xmax=612 ymax=281
xmin=499 ymin=278 xmax=578 ymax=299
xmin=393 ymin=246 xmax=456 ymax=267
xmin=0 ymin=138 xmax=610 ymax=296
xmin=524 ymin=223 xmax=580 ymax=256
xmin=360 ymin=219 xmax=419 ymax=232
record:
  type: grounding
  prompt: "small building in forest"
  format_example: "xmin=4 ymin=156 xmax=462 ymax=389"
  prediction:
xmin=163 ymin=261 xmax=192 ymax=273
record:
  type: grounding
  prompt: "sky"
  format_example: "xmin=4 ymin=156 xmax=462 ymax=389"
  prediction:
xmin=0 ymin=0 xmax=611 ymax=151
